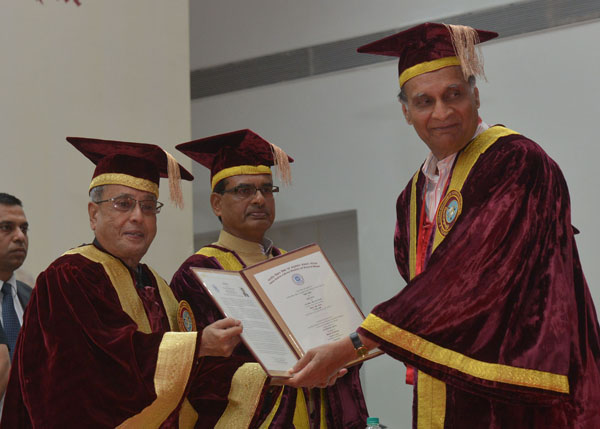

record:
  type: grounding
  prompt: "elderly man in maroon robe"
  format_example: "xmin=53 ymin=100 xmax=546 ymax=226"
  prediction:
xmin=1 ymin=138 xmax=245 ymax=427
xmin=170 ymin=129 xmax=368 ymax=428
xmin=286 ymin=23 xmax=600 ymax=428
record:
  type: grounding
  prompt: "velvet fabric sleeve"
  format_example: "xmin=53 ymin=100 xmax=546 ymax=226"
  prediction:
xmin=358 ymin=136 xmax=600 ymax=409
xmin=392 ymin=175 xmax=415 ymax=284
xmin=1 ymin=253 xmax=200 ymax=428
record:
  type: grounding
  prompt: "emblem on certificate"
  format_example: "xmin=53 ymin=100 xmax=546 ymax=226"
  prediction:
xmin=177 ymin=300 xmax=197 ymax=332
xmin=292 ymin=273 xmax=305 ymax=285
xmin=436 ymin=190 xmax=463 ymax=236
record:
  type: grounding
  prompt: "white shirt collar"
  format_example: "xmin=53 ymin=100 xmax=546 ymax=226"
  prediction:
xmin=0 ymin=273 xmax=17 ymax=295
xmin=422 ymin=152 xmax=456 ymax=182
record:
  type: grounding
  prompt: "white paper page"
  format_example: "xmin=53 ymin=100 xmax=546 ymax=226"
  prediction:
xmin=252 ymin=251 xmax=365 ymax=351
xmin=193 ymin=269 xmax=298 ymax=373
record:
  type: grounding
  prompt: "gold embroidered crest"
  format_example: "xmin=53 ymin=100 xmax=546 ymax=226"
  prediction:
xmin=436 ymin=190 xmax=463 ymax=236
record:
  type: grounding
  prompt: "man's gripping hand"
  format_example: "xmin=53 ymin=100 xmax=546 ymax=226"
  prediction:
xmin=198 ymin=317 xmax=243 ymax=357
xmin=284 ymin=338 xmax=354 ymax=388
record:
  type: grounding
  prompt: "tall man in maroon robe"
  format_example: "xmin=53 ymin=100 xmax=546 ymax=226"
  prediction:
xmin=286 ymin=23 xmax=600 ymax=428
xmin=1 ymin=138 xmax=245 ymax=428
xmin=170 ymin=129 xmax=368 ymax=428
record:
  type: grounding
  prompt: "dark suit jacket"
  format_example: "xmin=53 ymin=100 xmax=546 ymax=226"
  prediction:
xmin=15 ymin=280 xmax=32 ymax=310
xmin=0 ymin=281 xmax=32 ymax=346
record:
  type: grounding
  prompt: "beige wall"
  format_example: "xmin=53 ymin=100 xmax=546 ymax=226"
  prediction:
xmin=1 ymin=0 xmax=193 ymax=282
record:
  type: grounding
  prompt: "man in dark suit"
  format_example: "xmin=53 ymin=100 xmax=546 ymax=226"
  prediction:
xmin=0 ymin=193 xmax=32 ymax=369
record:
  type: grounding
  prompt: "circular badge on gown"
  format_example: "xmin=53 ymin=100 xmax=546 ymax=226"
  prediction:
xmin=436 ymin=190 xmax=463 ymax=236
xmin=177 ymin=300 xmax=197 ymax=332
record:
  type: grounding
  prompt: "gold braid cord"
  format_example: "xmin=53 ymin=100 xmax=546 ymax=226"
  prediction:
xmin=269 ymin=143 xmax=292 ymax=186
xmin=165 ymin=150 xmax=184 ymax=209
xmin=444 ymin=24 xmax=486 ymax=82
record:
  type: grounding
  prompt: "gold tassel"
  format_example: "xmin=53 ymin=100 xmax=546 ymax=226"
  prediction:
xmin=444 ymin=24 xmax=487 ymax=82
xmin=269 ymin=143 xmax=292 ymax=186
xmin=165 ymin=150 xmax=184 ymax=209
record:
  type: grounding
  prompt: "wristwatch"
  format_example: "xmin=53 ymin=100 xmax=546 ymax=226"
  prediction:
xmin=349 ymin=332 xmax=369 ymax=358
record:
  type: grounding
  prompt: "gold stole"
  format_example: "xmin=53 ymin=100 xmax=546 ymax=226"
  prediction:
xmin=411 ymin=126 xmax=517 ymax=429
xmin=197 ymin=246 xmax=322 ymax=429
xmin=408 ymin=126 xmax=518 ymax=279
xmin=64 ymin=245 xmax=198 ymax=428
xmin=363 ymin=126 xmax=579 ymax=428
xmin=361 ymin=126 xmax=568 ymax=427
xmin=361 ymin=126 xmax=569 ymax=418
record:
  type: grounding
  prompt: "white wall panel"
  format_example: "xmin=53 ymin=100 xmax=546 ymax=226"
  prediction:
xmin=1 ymin=0 xmax=192 ymax=281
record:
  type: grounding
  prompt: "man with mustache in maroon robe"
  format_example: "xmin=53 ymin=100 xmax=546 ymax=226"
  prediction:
xmin=171 ymin=129 xmax=368 ymax=428
xmin=1 ymin=138 xmax=244 ymax=428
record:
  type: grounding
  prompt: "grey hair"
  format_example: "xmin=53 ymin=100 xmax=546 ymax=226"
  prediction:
xmin=398 ymin=75 xmax=477 ymax=105
xmin=89 ymin=185 xmax=105 ymax=202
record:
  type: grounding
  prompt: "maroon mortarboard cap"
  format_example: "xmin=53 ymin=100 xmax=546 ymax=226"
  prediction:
xmin=67 ymin=137 xmax=193 ymax=208
xmin=176 ymin=129 xmax=293 ymax=191
xmin=357 ymin=22 xmax=498 ymax=87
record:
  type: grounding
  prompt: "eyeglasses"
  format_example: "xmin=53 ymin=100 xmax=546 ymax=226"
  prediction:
xmin=94 ymin=196 xmax=164 ymax=214
xmin=221 ymin=184 xmax=279 ymax=199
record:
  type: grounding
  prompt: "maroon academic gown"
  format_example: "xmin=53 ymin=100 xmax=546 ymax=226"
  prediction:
xmin=1 ymin=243 xmax=205 ymax=428
xmin=358 ymin=127 xmax=600 ymax=428
xmin=170 ymin=244 xmax=369 ymax=428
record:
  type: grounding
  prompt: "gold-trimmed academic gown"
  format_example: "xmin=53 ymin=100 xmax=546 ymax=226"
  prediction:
xmin=1 ymin=243 xmax=202 ymax=428
xmin=359 ymin=126 xmax=600 ymax=428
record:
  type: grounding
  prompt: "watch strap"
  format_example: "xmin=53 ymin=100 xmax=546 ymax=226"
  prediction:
xmin=349 ymin=332 xmax=368 ymax=358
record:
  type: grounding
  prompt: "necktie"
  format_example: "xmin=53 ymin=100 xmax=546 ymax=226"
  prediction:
xmin=2 ymin=283 xmax=20 ymax=360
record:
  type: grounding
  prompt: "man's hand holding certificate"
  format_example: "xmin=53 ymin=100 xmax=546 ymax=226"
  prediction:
xmin=287 ymin=331 xmax=380 ymax=388
xmin=191 ymin=244 xmax=381 ymax=379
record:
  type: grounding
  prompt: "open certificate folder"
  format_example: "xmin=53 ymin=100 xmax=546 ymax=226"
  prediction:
xmin=191 ymin=243 xmax=380 ymax=378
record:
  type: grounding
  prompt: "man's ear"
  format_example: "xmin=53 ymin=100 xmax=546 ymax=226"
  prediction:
xmin=210 ymin=193 xmax=222 ymax=218
xmin=473 ymin=86 xmax=480 ymax=109
xmin=88 ymin=202 xmax=98 ymax=231
xmin=402 ymin=103 xmax=413 ymax=125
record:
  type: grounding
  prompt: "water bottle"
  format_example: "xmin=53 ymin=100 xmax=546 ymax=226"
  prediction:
xmin=366 ymin=416 xmax=382 ymax=428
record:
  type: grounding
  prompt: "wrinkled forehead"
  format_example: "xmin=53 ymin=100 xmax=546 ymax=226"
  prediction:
xmin=403 ymin=65 xmax=469 ymax=95
xmin=102 ymin=184 xmax=158 ymax=200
